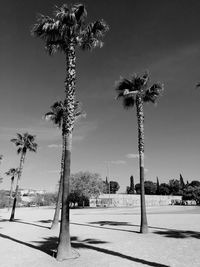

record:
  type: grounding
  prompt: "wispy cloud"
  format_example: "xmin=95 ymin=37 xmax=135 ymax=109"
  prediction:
xmin=110 ymin=160 xmax=126 ymax=165
xmin=126 ymin=153 xmax=139 ymax=159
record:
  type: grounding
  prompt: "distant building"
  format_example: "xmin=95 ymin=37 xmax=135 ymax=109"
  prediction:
xmin=19 ymin=189 xmax=46 ymax=196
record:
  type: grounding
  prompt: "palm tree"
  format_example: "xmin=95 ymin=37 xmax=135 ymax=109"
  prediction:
xmin=10 ymin=133 xmax=37 ymax=221
xmin=115 ymin=72 xmax=163 ymax=233
xmin=45 ymin=100 xmax=85 ymax=230
xmin=5 ymin=168 xmax=19 ymax=210
xmin=0 ymin=155 xmax=3 ymax=184
xmin=32 ymin=4 xmax=108 ymax=260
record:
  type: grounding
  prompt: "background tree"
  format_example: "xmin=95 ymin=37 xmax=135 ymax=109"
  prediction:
xmin=10 ymin=133 xmax=37 ymax=221
xmin=169 ymin=179 xmax=181 ymax=195
xmin=156 ymin=177 xmax=160 ymax=195
xmin=0 ymin=155 xmax=3 ymax=164
xmin=127 ymin=175 xmax=135 ymax=194
xmin=32 ymin=3 xmax=108 ymax=260
xmin=109 ymin=181 xmax=120 ymax=194
xmin=183 ymin=185 xmax=200 ymax=205
xmin=135 ymin=181 xmax=157 ymax=195
xmin=103 ymin=177 xmax=109 ymax=194
xmin=159 ymin=183 xmax=170 ymax=195
xmin=45 ymin=100 xmax=85 ymax=229
xmin=189 ymin=180 xmax=200 ymax=187
xmin=116 ymin=71 xmax=163 ymax=233
xmin=70 ymin=171 xmax=104 ymax=206
xmin=144 ymin=181 xmax=157 ymax=195
xmin=179 ymin=174 xmax=185 ymax=190
xmin=5 ymin=168 xmax=19 ymax=210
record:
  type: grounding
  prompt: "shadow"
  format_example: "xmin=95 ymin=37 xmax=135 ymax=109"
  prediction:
xmin=37 ymin=219 xmax=52 ymax=224
xmin=11 ymin=219 xmax=50 ymax=229
xmin=72 ymin=222 xmax=138 ymax=233
xmin=88 ymin=220 xmax=196 ymax=234
xmin=72 ymin=243 xmax=170 ymax=267
xmin=0 ymin=233 xmax=169 ymax=266
xmin=90 ymin=221 xmax=131 ymax=226
xmin=154 ymin=230 xmax=200 ymax=239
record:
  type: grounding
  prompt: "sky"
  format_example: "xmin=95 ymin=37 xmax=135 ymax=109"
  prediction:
xmin=1 ymin=0 xmax=200 ymax=192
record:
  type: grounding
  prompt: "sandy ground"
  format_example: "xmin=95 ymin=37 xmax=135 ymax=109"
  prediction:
xmin=0 ymin=205 xmax=200 ymax=267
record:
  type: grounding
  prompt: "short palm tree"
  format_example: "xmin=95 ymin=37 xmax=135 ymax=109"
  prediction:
xmin=5 ymin=168 xmax=19 ymax=210
xmin=32 ymin=3 xmax=108 ymax=260
xmin=10 ymin=133 xmax=37 ymax=221
xmin=0 ymin=155 xmax=3 ymax=184
xmin=116 ymin=72 xmax=163 ymax=233
xmin=45 ymin=100 xmax=86 ymax=230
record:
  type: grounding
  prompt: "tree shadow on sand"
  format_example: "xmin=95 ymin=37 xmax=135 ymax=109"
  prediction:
xmin=88 ymin=220 xmax=199 ymax=234
xmin=8 ymin=219 xmax=50 ymax=229
xmin=71 ymin=221 xmax=138 ymax=233
xmin=153 ymin=230 xmax=200 ymax=239
xmin=0 ymin=233 xmax=169 ymax=267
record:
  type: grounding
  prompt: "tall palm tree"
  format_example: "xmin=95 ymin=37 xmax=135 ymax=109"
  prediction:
xmin=45 ymin=100 xmax=86 ymax=230
xmin=32 ymin=4 xmax=108 ymax=260
xmin=5 ymin=168 xmax=19 ymax=210
xmin=10 ymin=133 xmax=37 ymax=221
xmin=115 ymin=72 xmax=163 ymax=233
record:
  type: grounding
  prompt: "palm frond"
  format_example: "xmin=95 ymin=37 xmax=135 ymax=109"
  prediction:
xmin=123 ymin=97 xmax=135 ymax=109
xmin=72 ymin=4 xmax=87 ymax=24
xmin=79 ymin=19 xmax=109 ymax=50
xmin=143 ymin=82 xmax=164 ymax=103
xmin=115 ymin=78 xmax=134 ymax=94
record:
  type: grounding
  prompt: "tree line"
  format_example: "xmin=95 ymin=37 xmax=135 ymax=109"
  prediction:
xmin=126 ymin=174 xmax=200 ymax=204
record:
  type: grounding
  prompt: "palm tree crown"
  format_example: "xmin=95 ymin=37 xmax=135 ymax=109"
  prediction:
xmin=32 ymin=3 xmax=109 ymax=54
xmin=11 ymin=133 xmax=37 ymax=155
xmin=45 ymin=100 xmax=86 ymax=130
xmin=5 ymin=168 xmax=19 ymax=178
xmin=116 ymin=72 xmax=163 ymax=108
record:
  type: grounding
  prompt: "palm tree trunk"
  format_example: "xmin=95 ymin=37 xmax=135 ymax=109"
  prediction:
xmin=10 ymin=153 xmax=25 ymax=221
xmin=8 ymin=177 xmax=14 ymax=211
xmin=136 ymin=95 xmax=148 ymax=233
xmin=56 ymin=42 xmax=76 ymax=261
xmin=51 ymin=139 xmax=65 ymax=230
xmin=56 ymin=133 xmax=73 ymax=260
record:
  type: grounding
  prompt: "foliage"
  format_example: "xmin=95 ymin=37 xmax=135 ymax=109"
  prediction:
xmin=103 ymin=177 xmax=109 ymax=194
xmin=115 ymin=72 xmax=164 ymax=109
xmin=109 ymin=181 xmax=120 ymax=194
xmin=0 ymin=190 xmax=9 ymax=208
xmin=127 ymin=175 xmax=135 ymax=194
xmin=135 ymin=181 xmax=157 ymax=195
xmin=11 ymin=133 xmax=37 ymax=155
xmin=159 ymin=183 xmax=170 ymax=195
xmin=32 ymin=3 xmax=109 ymax=55
xmin=168 ymin=179 xmax=182 ymax=195
xmin=183 ymin=186 xmax=200 ymax=204
xmin=189 ymin=180 xmax=200 ymax=188
xmin=144 ymin=181 xmax=157 ymax=195
xmin=69 ymin=171 xmax=104 ymax=206
xmin=32 ymin=193 xmax=57 ymax=206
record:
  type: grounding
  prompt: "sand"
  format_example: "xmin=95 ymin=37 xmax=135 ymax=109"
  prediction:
xmin=0 ymin=205 xmax=199 ymax=267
